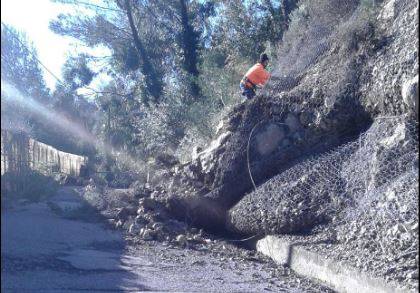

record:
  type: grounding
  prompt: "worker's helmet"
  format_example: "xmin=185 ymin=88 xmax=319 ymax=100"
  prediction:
xmin=259 ymin=53 xmax=269 ymax=63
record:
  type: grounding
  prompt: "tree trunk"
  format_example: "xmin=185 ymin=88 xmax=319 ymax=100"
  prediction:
xmin=125 ymin=0 xmax=162 ymax=103
xmin=281 ymin=0 xmax=298 ymax=30
xmin=264 ymin=0 xmax=299 ymax=41
xmin=179 ymin=0 xmax=200 ymax=98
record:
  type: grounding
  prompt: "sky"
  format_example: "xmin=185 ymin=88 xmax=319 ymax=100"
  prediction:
xmin=1 ymin=0 xmax=111 ymax=92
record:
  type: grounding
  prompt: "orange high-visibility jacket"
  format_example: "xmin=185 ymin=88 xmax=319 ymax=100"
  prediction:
xmin=243 ymin=63 xmax=270 ymax=88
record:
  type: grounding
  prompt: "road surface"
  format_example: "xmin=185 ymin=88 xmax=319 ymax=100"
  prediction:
xmin=1 ymin=187 xmax=334 ymax=292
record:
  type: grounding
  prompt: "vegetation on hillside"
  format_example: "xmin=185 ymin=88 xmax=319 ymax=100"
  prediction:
xmin=2 ymin=0 xmax=303 ymax=185
xmin=1 ymin=0 xmax=384 ymax=188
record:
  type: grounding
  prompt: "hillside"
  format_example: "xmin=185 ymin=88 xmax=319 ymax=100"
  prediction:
xmin=129 ymin=0 xmax=418 ymax=290
xmin=2 ymin=0 xmax=418 ymax=291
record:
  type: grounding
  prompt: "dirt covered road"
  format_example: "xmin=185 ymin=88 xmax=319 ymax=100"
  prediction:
xmin=1 ymin=186 xmax=334 ymax=292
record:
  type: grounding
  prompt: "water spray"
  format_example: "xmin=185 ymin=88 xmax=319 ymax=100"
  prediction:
xmin=1 ymin=80 xmax=144 ymax=172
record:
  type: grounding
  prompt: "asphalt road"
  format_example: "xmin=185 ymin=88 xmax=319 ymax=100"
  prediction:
xmin=1 ymin=187 xmax=334 ymax=292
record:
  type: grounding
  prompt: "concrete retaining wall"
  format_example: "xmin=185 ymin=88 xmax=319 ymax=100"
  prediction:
xmin=257 ymin=235 xmax=412 ymax=293
xmin=1 ymin=130 xmax=87 ymax=176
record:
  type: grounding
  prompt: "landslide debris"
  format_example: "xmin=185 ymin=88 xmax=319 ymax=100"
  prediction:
xmin=79 ymin=0 xmax=418 ymax=290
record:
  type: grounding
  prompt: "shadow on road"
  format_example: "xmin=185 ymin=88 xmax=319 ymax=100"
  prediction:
xmin=1 ymin=186 xmax=151 ymax=292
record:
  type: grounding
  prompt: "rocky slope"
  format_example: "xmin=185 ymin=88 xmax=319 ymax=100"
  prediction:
xmin=360 ymin=0 xmax=418 ymax=116
xmin=132 ymin=0 xmax=418 ymax=289
xmin=90 ymin=0 xmax=418 ymax=290
xmin=163 ymin=0 xmax=418 ymax=230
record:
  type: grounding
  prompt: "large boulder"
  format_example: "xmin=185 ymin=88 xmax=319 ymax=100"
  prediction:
xmin=401 ymin=75 xmax=419 ymax=117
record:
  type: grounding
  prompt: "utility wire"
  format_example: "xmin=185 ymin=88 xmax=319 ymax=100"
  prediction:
xmin=55 ymin=0 xmax=123 ymax=12
xmin=1 ymin=22 xmax=69 ymax=90
xmin=1 ymin=21 xmax=129 ymax=99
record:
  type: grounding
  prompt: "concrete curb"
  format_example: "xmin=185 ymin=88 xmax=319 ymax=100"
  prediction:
xmin=256 ymin=235 xmax=413 ymax=293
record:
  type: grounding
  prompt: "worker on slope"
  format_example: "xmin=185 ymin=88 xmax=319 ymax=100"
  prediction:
xmin=240 ymin=53 xmax=271 ymax=100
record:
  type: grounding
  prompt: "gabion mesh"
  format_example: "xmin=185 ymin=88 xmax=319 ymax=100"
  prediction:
xmin=270 ymin=116 xmax=419 ymax=252
xmin=337 ymin=116 xmax=419 ymax=259
xmin=248 ymin=115 xmax=418 ymax=251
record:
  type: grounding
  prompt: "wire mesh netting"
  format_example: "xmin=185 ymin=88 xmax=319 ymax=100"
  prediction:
xmin=337 ymin=115 xmax=418 ymax=259
xmin=233 ymin=115 xmax=418 ymax=252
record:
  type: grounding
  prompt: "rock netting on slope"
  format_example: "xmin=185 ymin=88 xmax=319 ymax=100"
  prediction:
xmin=227 ymin=116 xmax=418 ymax=234
xmin=226 ymin=142 xmax=354 ymax=235
xmin=163 ymin=0 xmax=418 ymax=231
xmin=333 ymin=117 xmax=419 ymax=289
xmin=162 ymin=0 xmax=395 ymax=229
xmin=228 ymin=116 xmax=419 ymax=290
xmin=360 ymin=0 xmax=419 ymax=116
xmin=164 ymin=87 xmax=371 ymax=230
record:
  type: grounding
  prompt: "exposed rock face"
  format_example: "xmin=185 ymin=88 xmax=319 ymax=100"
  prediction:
xmin=401 ymin=75 xmax=419 ymax=116
xmin=166 ymin=90 xmax=371 ymax=230
xmin=255 ymin=123 xmax=285 ymax=156
xmin=197 ymin=131 xmax=232 ymax=177
xmin=360 ymin=0 xmax=418 ymax=116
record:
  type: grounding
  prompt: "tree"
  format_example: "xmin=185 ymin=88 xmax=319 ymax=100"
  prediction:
xmin=1 ymin=24 xmax=51 ymax=133
xmin=1 ymin=24 xmax=50 ymax=103
xmin=121 ymin=0 xmax=163 ymax=102
xmin=209 ymin=0 xmax=298 ymax=63
xmin=50 ymin=0 xmax=166 ymax=104
xmin=45 ymin=53 xmax=98 ymax=155
xmin=261 ymin=0 xmax=299 ymax=48
xmin=45 ymin=0 xmax=301 ymax=164
xmin=1 ymin=24 xmax=97 ymax=155
xmin=50 ymin=0 xmax=217 ymax=103
xmin=62 ymin=54 xmax=96 ymax=91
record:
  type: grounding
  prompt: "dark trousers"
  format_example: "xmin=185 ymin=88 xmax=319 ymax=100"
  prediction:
xmin=240 ymin=83 xmax=256 ymax=100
